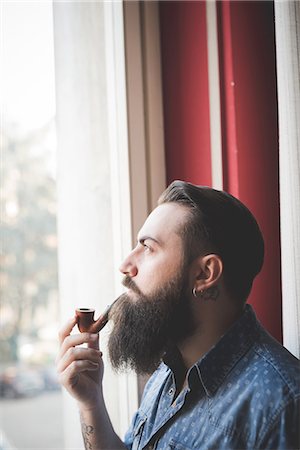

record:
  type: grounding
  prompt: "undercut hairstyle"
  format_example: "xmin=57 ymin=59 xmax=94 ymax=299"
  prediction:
xmin=158 ymin=180 xmax=264 ymax=302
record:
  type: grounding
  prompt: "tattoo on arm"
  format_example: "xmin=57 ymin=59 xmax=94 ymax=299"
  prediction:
xmin=80 ymin=414 xmax=94 ymax=450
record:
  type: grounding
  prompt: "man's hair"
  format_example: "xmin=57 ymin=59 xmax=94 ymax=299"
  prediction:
xmin=158 ymin=180 xmax=264 ymax=302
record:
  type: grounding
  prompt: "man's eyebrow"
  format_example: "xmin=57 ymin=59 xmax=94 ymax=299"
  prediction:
xmin=137 ymin=235 xmax=161 ymax=246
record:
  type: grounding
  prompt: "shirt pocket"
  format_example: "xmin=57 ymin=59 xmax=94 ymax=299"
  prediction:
xmin=132 ymin=414 xmax=147 ymax=450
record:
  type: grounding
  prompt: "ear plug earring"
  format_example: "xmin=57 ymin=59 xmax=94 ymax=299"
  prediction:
xmin=192 ymin=287 xmax=203 ymax=298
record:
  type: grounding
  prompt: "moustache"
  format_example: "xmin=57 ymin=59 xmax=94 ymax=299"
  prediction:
xmin=122 ymin=275 xmax=143 ymax=295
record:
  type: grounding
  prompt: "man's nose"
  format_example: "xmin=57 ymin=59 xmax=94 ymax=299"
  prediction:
xmin=119 ymin=252 xmax=138 ymax=277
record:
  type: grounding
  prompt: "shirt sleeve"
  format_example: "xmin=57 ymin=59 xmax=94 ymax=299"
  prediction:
xmin=258 ymin=397 xmax=300 ymax=450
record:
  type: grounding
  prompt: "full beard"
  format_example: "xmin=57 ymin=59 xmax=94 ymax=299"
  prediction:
xmin=107 ymin=271 xmax=194 ymax=375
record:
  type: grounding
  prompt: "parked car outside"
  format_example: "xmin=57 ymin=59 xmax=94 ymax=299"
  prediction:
xmin=0 ymin=366 xmax=44 ymax=398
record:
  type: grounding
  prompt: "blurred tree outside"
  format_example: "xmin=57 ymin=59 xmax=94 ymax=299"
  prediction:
xmin=0 ymin=4 xmax=64 ymax=448
xmin=0 ymin=119 xmax=59 ymax=366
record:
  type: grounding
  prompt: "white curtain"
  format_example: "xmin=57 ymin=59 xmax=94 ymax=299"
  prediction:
xmin=275 ymin=0 xmax=300 ymax=358
xmin=52 ymin=2 xmax=138 ymax=447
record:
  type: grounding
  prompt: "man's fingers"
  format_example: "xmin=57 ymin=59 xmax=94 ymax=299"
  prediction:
xmin=57 ymin=346 xmax=102 ymax=374
xmin=87 ymin=333 xmax=99 ymax=351
xmin=58 ymin=332 xmax=99 ymax=360
xmin=58 ymin=317 xmax=77 ymax=345
xmin=59 ymin=360 xmax=100 ymax=388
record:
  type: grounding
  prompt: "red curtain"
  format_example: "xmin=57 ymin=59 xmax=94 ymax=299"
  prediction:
xmin=160 ymin=0 xmax=282 ymax=342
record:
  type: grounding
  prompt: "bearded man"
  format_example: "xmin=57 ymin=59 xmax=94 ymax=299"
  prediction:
xmin=57 ymin=180 xmax=299 ymax=450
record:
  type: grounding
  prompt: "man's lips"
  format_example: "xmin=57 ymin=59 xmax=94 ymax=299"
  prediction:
xmin=122 ymin=275 xmax=143 ymax=295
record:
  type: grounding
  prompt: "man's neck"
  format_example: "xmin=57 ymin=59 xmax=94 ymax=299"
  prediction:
xmin=178 ymin=300 xmax=245 ymax=370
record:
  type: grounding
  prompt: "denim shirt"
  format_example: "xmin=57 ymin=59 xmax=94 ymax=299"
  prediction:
xmin=124 ymin=305 xmax=300 ymax=450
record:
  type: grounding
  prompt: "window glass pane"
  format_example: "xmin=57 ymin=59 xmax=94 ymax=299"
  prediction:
xmin=1 ymin=3 xmax=63 ymax=448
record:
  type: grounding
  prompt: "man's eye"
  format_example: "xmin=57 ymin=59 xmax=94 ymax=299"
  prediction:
xmin=143 ymin=242 xmax=151 ymax=252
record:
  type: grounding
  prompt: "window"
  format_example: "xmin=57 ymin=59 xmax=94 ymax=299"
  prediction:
xmin=1 ymin=3 xmax=63 ymax=448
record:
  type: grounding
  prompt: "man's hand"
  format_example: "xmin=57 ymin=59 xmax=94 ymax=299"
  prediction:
xmin=56 ymin=317 xmax=104 ymax=410
xmin=56 ymin=317 xmax=126 ymax=450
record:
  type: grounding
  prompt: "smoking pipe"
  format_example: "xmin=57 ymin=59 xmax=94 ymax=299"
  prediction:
xmin=76 ymin=299 xmax=119 ymax=333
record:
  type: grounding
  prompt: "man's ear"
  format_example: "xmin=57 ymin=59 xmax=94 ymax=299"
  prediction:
xmin=192 ymin=254 xmax=223 ymax=292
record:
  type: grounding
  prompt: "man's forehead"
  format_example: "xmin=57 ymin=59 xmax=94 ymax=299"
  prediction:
xmin=138 ymin=203 xmax=190 ymax=243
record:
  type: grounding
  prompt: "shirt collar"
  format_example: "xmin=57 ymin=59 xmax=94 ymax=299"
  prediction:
xmin=193 ymin=304 xmax=259 ymax=396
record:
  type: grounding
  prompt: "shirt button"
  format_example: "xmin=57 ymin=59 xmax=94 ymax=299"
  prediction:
xmin=168 ymin=388 xmax=174 ymax=396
